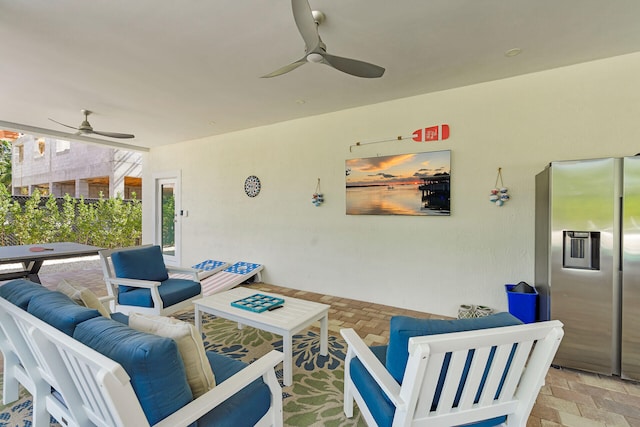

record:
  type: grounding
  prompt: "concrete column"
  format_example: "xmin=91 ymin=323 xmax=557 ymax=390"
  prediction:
xmin=110 ymin=172 xmax=125 ymax=199
xmin=76 ymin=179 xmax=89 ymax=198
xmin=51 ymin=182 xmax=62 ymax=197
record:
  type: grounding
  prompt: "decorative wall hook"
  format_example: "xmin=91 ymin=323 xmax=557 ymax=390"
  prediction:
xmin=312 ymin=178 xmax=324 ymax=207
xmin=489 ymin=168 xmax=510 ymax=207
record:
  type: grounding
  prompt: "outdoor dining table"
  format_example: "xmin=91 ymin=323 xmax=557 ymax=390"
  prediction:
xmin=0 ymin=242 xmax=102 ymax=284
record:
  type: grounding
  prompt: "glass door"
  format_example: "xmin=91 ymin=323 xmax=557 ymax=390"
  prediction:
xmin=155 ymin=174 xmax=180 ymax=265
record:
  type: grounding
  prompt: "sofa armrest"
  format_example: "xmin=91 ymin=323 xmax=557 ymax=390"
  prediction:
xmin=154 ymin=350 xmax=284 ymax=427
xmin=341 ymin=328 xmax=404 ymax=409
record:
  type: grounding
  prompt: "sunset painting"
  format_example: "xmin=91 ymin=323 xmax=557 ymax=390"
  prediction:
xmin=345 ymin=150 xmax=451 ymax=216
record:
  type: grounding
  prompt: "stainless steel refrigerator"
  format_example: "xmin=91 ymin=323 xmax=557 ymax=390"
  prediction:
xmin=535 ymin=156 xmax=640 ymax=380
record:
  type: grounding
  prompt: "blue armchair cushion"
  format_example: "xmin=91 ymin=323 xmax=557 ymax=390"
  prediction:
xmin=117 ymin=278 xmax=201 ymax=309
xmin=350 ymin=345 xmax=394 ymax=427
xmin=111 ymin=246 xmax=169 ymax=291
xmin=386 ymin=312 xmax=523 ymax=383
xmin=0 ymin=279 xmax=52 ymax=310
xmin=27 ymin=291 xmax=101 ymax=336
xmin=73 ymin=316 xmax=193 ymax=425
xmin=197 ymin=351 xmax=271 ymax=427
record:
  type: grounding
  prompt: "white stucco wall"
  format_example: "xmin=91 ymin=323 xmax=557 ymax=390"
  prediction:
xmin=143 ymin=52 xmax=640 ymax=318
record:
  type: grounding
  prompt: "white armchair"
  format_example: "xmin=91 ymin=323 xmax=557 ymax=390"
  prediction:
xmin=341 ymin=315 xmax=564 ymax=426
xmin=99 ymin=245 xmax=202 ymax=315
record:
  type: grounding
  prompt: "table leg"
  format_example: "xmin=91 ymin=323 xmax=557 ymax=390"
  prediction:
xmin=283 ymin=333 xmax=293 ymax=387
xmin=320 ymin=314 xmax=328 ymax=356
xmin=195 ymin=307 xmax=202 ymax=335
xmin=25 ymin=260 xmax=44 ymax=284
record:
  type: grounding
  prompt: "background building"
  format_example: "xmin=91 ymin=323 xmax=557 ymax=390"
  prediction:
xmin=11 ymin=135 xmax=142 ymax=199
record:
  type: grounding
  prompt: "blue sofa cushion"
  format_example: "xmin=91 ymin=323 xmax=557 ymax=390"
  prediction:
xmin=112 ymin=246 xmax=169 ymax=292
xmin=110 ymin=311 xmax=129 ymax=325
xmin=197 ymin=351 xmax=271 ymax=427
xmin=117 ymin=278 xmax=201 ymax=309
xmin=386 ymin=312 xmax=522 ymax=383
xmin=27 ymin=291 xmax=101 ymax=336
xmin=73 ymin=316 xmax=192 ymax=425
xmin=0 ymin=279 xmax=52 ymax=310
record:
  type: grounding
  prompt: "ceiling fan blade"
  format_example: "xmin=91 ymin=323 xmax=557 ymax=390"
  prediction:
xmin=292 ymin=0 xmax=320 ymax=50
xmin=89 ymin=129 xmax=135 ymax=139
xmin=321 ymin=53 xmax=385 ymax=78
xmin=48 ymin=118 xmax=79 ymax=131
xmin=261 ymin=58 xmax=308 ymax=78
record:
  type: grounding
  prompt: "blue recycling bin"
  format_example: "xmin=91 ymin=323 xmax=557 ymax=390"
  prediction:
xmin=505 ymin=284 xmax=538 ymax=323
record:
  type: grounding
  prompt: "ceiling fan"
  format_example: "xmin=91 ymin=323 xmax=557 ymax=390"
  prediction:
xmin=49 ymin=109 xmax=135 ymax=139
xmin=261 ymin=0 xmax=385 ymax=79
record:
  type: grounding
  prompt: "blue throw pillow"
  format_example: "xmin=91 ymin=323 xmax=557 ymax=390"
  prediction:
xmin=73 ymin=316 xmax=192 ymax=425
xmin=111 ymin=246 xmax=169 ymax=287
xmin=386 ymin=312 xmax=523 ymax=383
xmin=27 ymin=291 xmax=101 ymax=336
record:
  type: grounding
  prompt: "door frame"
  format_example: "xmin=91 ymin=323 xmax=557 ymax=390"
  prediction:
xmin=153 ymin=170 xmax=181 ymax=266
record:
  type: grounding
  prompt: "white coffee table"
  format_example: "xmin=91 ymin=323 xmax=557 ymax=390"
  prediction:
xmin=193 ymin=287 xmax=330 ymax=386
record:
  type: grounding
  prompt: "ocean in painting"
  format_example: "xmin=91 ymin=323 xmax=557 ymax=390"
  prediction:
xmin=346 ymin=184 xmax=449 ymax=216
xmin=346 ymin=150 xmax=451 ymax=216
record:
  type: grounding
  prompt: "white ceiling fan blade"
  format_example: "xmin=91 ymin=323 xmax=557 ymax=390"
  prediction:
xmin=261 ymin=58 xmax=308 ymax=78
xmin=48 ymin=118 xmax=79 ymax=131
xmin=292 ymin=0 xmax=321 ymax=50
xmin=90 ymin=130 xmax=135 ymax=139
xmin=321 ymin=53 xmax=385 ymax=78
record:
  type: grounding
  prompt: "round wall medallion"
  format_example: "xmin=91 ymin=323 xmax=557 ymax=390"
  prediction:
xmin=244 ymin=175 xmax=261 ymax=197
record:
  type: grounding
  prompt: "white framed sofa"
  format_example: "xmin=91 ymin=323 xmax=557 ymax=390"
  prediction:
xmin=0 ymin=278 xmax=284 ymax=427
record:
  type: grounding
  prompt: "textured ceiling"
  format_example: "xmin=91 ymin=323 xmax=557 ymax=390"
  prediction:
xmin=2 ymin=0 xmax=640 ymax=150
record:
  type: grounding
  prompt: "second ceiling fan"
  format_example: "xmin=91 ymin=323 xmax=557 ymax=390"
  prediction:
xmin=262 ymin=0 xmax=385 ymax=79
xmin=49 ymin=110 xmax=135 ymax=139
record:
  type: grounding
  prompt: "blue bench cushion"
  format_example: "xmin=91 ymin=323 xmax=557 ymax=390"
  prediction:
xmin=0 ymin=279 xmax=52 ymax=310
xmin=73 ymin=316 xmax=193 ymax=425
xmin=27 ymin=291 xmax=101 ymax=336
xmin=112 ymin=246 xmax=169 ymax=292
xmin=197 ymin=351 xmax=271 ymax=427
xmin=386 ymin=312 xmax=522 ymax=383
xmin=117 ymin=278 xmax=201 ymax=308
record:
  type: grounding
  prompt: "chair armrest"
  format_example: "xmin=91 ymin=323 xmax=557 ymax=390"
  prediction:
xmin=105 ymin=277 xmax=161 ymax=289
xmin=340 ymin=328 xmax=404 ymax=409
xmin=97 ymin=295 xmax=115 ymax=312
xmin=166 ymin=266 xmax=200 ymax=282
xmin=98 ymin=295 xmax=115 ymax=304
xmin=153 ymin=350 xmax=284 ymax=427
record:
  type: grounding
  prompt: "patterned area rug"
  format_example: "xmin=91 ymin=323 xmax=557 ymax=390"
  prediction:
xmin=0 ymin=311 xmax=365 ymax=427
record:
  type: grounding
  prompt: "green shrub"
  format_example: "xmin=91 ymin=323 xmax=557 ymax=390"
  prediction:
xmin=2 ymin=190 xmax=142 ymax=248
